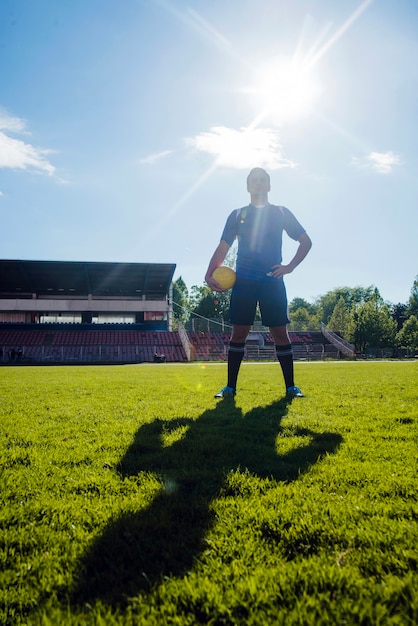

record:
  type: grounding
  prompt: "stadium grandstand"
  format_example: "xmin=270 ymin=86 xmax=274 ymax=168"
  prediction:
xmin=0 ymin=259 xmax=354 ymax=365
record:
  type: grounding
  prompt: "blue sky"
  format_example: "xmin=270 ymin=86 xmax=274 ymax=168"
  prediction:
xmin=1 ymin=0 xmax=417 ymax=305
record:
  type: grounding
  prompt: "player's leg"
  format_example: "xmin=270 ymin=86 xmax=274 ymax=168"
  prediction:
xmin=215 ymin=324 xmax=250 ymax=398
xmin=260 ymin=280 xmax=304 ymax=398
xmin=225 ymin=324 xmax=251 ymax=389
xmin=270 ymin=325 xmax=294 ymax=387
xmin=215 ymin=279 xmax=256 ymax=398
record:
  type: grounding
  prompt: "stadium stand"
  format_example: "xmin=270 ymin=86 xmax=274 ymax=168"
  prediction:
xmin=0 ymin=326 xmax=344 ymax=365
xmin=188 ymin=331 xmax=230 ymax=361
xmin=0 ymin=325 xmax=188 ymax=364
xmin=0 ymin=259 xmax=351 ymax=365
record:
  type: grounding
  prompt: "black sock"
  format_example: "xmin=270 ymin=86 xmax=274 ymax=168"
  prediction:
xmin=275 ymin=344 xmax=294 ymax=390
xmin=227 ymin=342 xmax=246 ymax=389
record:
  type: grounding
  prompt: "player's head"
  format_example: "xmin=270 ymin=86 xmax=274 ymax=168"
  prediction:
xmin=247 ymin=167 xmax=270 ymax=194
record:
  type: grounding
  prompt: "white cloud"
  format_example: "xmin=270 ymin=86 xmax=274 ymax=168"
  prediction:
xmin=0 ymin=109 xmax=56 ymax=175
xmin=0 ymin=111 xmax=27 ymax=134
xmin=186 ymin=126 xmax=297 ymax=170
xmin=352 ymin=151 xmax=401 ymax=174
xmin=139 ymin=149 xmax=173 ymax=165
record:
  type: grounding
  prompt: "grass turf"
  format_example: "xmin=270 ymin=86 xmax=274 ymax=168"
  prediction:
xmin=0 ymin=361 xmax=417 ymax=625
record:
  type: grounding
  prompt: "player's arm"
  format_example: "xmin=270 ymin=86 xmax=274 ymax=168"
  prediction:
xmin=270 ymin=232 xmax=312 ymax=278
xmin=205 ymin=240 xmax=231 ymax=291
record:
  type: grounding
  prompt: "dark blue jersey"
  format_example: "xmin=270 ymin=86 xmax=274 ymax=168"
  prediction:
xmin=220 ymin=203 xmax=306 ymax=280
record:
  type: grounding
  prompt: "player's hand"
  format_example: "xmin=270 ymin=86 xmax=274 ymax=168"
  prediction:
xmin=205 ymin=275 xmax=227 ymax=292
xmin=269 ymin=264 xmax=292 ymax=278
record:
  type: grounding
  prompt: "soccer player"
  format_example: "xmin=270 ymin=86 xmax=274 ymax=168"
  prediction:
xmin=205 ymin=167 xmax=312 ymax=399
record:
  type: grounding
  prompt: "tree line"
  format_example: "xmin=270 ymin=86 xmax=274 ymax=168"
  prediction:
xmin=173 ymin=275 xmax=418 ymax=356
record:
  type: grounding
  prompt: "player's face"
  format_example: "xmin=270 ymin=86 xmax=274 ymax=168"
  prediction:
xmin=247 ymin=170 xmax=271 ymax=195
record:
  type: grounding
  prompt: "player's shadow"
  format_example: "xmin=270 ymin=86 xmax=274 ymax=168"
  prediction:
xmin=71 ymin=398 xmax=342 ymax=607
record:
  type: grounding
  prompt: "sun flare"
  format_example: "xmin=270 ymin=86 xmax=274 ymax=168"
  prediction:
xmin=244 ymin=56 xmax=321 ymax=124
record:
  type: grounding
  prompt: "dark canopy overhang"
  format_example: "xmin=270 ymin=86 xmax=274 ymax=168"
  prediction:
xmin=0 ymin=260 xmax=176 ymax=299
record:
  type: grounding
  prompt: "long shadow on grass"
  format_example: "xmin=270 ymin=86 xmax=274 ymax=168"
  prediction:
xmin=71 ymin=398 xmax=342 ymax=607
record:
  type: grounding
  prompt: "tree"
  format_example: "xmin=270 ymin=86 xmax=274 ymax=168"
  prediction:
xmin=289 ymin=297 xmax=318 ymax=316
xmin=408 ymin=275 xmax=418 ymax=317
xmin=391 ymin=302 xmax=408 ymax=331
xmin=352 ymin=298 xmax=397 ymax=353
xmin=317 ymin=286 xmax=377 ymax=325
xmin=397 ymin=315 xmax=418 ymax=355
xmin=289 ymin=298 xmax=320 ymax=330
xmin=190 ymin=285 xmax=230 ymax=323
xmin=327 ymin=296 xmax=354 ymax=339
xmin=289 ymin=307 xmax=315 ymax=331
xmin=172 ymin=277 xmax=189 ymax=326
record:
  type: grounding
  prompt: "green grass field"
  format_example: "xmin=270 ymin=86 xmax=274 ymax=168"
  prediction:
xmin=1 ymin=361 xmax=417 ymax=625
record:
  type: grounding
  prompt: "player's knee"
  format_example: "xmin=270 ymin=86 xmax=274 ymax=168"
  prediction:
xmin=231 ymin=325 xmax=251 ymax=343
xmin=269 ymin=325 xmax=289 ymax=344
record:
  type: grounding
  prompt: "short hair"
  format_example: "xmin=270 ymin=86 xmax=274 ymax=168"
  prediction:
xmin=247 ymin=167 xmax=270 ymax=185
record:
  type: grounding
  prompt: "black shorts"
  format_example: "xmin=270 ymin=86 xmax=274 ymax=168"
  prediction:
xmin=229 ymin=277 xmax=290 ymax=327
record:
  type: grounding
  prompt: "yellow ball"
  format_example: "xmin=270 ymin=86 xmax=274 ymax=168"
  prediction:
xmin=212 ymin=266 xmax=236 ymax=290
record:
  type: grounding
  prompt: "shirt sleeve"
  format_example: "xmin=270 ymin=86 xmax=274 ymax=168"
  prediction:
xmin=220 ymin=210 xmax=239 ymax=245
xmin=282 ymin=206 xmax=306 ymax=241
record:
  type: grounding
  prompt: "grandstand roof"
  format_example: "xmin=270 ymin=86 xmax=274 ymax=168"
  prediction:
xmin=0 ymin=260 xmax=176 ymax=299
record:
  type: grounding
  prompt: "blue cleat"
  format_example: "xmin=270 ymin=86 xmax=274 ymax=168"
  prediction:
xmin=286 ymin=385 xmax=305 ymax=398
xmin=214 ymin=386 xmax=236 ymax=398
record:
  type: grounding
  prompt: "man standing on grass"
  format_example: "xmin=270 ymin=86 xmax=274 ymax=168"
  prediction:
xmin=205 ymin=167 xmax=312 ymax=399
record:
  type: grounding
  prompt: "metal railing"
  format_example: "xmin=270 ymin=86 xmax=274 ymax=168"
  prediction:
xmin=320 ymin=323 xmax=356 ymax=357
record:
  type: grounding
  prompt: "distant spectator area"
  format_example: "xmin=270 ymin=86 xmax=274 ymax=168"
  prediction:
xmin=0 ymin=260 xmax=352 ymax=365
xmin=0 ymin=259 xmax=176 ymax=328
xmin=0 ymin=327 xmax=342 ymax=365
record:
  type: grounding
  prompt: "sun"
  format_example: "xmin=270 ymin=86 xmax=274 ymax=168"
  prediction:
xmin=244 ymin=56 xmax=321 ymax=124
